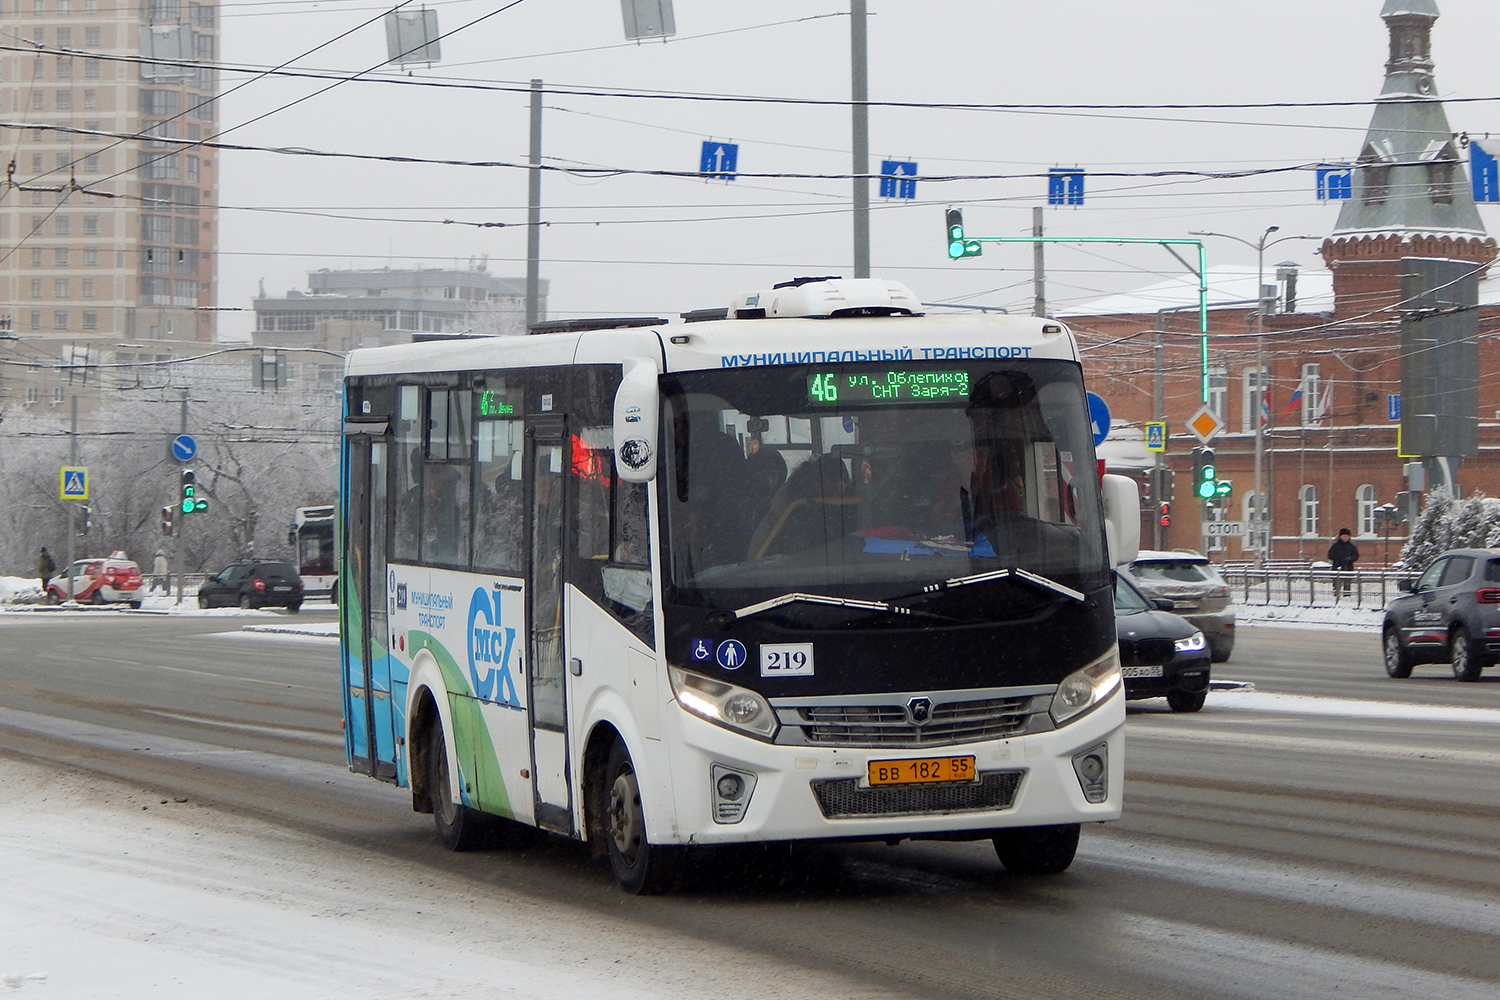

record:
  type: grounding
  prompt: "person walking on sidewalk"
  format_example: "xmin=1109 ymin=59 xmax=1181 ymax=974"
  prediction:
xmin=37 ymin=546 xmax=56 ymax=596
xmin=1327 ymin=528 xmax=1360 ymax=598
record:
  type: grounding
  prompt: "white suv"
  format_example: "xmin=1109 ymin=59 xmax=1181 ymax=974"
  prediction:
xmin=1119 ymin=550 xmax=1235 ymax=662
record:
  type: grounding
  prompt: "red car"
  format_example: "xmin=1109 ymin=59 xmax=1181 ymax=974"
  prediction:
xmin=46 ymin=553 xmax=145 ymax=608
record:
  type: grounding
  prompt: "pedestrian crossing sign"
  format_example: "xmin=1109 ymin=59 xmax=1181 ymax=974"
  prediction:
xmin=60 ymin=466 xmax=88 ymax=500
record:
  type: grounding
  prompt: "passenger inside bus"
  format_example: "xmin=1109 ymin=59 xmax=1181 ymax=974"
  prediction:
xmin=748 ymin=453 xmax=855 ymax=559
xmin=672 ymin=415 xmax=751 ymax=575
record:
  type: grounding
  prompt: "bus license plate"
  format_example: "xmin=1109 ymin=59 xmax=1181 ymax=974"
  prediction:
xmin=868 ymin=755 xmax=976 ymax=786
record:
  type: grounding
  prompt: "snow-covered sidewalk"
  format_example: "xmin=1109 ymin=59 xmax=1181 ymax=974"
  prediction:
xmin=0 ymin=755 xmax=877 ymax=1000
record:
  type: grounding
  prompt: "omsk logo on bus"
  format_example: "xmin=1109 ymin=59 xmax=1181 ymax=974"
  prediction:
xmin=467 ymin=587 xmax=520 ymax=707
xmin=618 ymin=437 xmax=652 ymax=471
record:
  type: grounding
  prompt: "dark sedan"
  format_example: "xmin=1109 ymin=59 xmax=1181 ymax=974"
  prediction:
xmin=197 ymin=560 xmax=304 ymax=611
xmin=1115 ymin=572 xmax=1212 ymax=712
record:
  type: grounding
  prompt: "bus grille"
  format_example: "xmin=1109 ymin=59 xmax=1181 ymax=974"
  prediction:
xmin=778 ymin=694 xmax=1046 ymax=747
xmin=811 ymin=770 xmax=1024 ymax=819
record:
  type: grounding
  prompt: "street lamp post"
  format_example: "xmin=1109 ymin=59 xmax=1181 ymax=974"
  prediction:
xmin=1191 ymin=228 xmax=1319 ymax=564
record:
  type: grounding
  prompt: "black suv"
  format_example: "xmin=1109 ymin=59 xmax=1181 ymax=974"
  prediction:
xmin=197 ymin=560 xmax=304 ymax=611
xmin=1114 ymin=573 xmax=1212 ymax=712
xmin=1383 ymin=548 xmax=1500 ymax=681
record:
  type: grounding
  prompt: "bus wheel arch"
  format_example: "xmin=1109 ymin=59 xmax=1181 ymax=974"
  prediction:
xmin=581 ymin=723 xmax=623 ymax=859
xmin=408 ymin=686 xmax=442 ymax=815
xmin=592 ymin=730 xmax=685 ymax=894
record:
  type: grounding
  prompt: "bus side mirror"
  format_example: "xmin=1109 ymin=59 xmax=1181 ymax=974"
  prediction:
xmin=1101 ymin=473 xmax=1141 ymax=567
xmin=613 ymin=357 xmax=660 ymax=483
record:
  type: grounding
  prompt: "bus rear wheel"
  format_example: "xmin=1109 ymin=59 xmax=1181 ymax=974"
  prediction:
xmin=429 ymin=718 xmax=485 ymax=851
xmin=604 ymin=739 xmax=684 ymax=894
xmin=992 ymin=823 xmax=1080 ymax=875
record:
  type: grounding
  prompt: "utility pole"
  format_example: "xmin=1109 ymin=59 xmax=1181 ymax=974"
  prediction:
xmin=173 ymin=391 xmax=187 ymax=604
xmin=850 ymin=0 xmax=869 ymax=278
xmin=1153 ymin=331 xmax=1165 ymax=550
xmin=525 ymin=79 xmax=543 ymax=328
xmin=1032 ymin=207 xmax=1046 ymax=317
xmin=66 ymin=395 xmax=78 ymax=569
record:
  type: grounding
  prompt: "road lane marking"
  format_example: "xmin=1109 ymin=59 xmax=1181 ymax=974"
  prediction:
xmin=1114 ymin=914 xmax=1500 ymax=1000
xmin=140 ymin=710 xmax=343 ymax=748
xmin=1200 ymin=689 xmax=1500 ymax=724
xmin=1129 ymin=726 xmax=1500 ymax=767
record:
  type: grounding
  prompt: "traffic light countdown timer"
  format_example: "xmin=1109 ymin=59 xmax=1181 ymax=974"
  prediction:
xmin=945 ymin=209 xmax=981 ymax=259
xmin=180 ymin=469 xmax=209 ymax=514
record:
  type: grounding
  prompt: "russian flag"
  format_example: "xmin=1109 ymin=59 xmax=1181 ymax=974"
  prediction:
xmin=1281 ymin=384 xmax=1304 ymax=418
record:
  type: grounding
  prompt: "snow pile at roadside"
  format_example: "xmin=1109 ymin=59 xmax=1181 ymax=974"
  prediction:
xmin=1234 ymin=603 xmax=1384 ymax=631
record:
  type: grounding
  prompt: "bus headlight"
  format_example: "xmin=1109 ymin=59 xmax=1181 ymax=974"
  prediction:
xmin=668 ymin=667 xmax=779 ymax=741
xmin=1174 ymin=631 xmax=1207 ymax=653
xmin=1049 ymin=650 xmax=1122 ymax=727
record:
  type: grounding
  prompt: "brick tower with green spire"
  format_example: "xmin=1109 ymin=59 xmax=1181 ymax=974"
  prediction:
xmin=1321 ymin=0 xmax=1495 ymax=321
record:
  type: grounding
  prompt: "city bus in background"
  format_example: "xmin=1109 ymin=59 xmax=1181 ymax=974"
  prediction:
xmin=338 ymin=276 xmax=1139 ymax=894
xmin=288 ymin=505 xmax=337 ymax=600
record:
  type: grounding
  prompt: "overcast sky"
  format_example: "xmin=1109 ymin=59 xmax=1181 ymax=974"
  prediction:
xmin=214 ymin=0 xmax=1500 ymax=339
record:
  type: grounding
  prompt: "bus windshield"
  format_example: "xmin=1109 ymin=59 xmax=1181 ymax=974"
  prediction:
xmin=660 ymin=360 xmax=1108 ymax=610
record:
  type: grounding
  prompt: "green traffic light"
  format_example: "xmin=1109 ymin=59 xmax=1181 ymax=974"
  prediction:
xmin=181 ymin=498 xmax=194 ymax=513
xmin=1196 ymin=480 xmax=1215 ymax=499
xmin=1215 ymin=481 xmax=1232 ymax=496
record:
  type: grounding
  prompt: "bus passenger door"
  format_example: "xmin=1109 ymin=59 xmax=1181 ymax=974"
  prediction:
xmin=527 ymin=420 xmax=573 ymax=832
xmin=343 ymin=430 xmax=398 ymax=781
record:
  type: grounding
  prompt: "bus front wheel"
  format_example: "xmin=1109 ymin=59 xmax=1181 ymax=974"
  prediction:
xmin=604 ymin=739 xmax=684 ymax=894
xmin=429 ymin=719 xmax=485 ymax=851
xmin=992 ymin=823 xmax=1080 ymax=875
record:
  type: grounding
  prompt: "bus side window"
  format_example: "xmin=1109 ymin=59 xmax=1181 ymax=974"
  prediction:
xmin=392 ymin=385 xmax=423 ymax=563
xmin=474 ymin=418 xmax=525 ymax=574
xmin=421 ymin=388 xmax=472 ymax=566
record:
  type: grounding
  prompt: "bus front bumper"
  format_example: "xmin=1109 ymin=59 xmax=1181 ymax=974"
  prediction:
xmin=659 ymin=689 xmax=1124 ymax=846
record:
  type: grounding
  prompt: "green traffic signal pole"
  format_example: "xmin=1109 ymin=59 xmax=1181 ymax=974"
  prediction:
xmin=964 ymin=236 xmax=1210 ymax=404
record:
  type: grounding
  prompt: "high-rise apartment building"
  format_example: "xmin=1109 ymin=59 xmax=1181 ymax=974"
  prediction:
xmin=1 ymin=0 xmax=219 ymax=345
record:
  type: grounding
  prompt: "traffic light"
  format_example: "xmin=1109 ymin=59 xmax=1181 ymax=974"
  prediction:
xmin=1149 ymin=467 xmax=1174 ymax=505
xmin=945 ymin=208 xmax=981 ymax=259
xmin=1159 ymin=501 xmax=1171 ymax=527
xmin=1215 ymin=479 xmax=1233 ymax=502
xmin=1194 ymin=448 xmax=1217 ymax=500
xmin=180 ymin=468 xmax=208 ymax=513
xmin=162 ymin=505 xmax=175 ymax=536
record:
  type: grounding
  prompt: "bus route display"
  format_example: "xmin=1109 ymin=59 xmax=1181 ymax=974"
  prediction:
xmin=808 ymin=369 xmax=971 ymax=405
xmin=477 ymin=389 xmax=517 ymax=417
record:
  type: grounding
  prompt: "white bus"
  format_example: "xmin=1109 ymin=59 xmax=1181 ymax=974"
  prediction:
xmin=288 ymin=505 xmax=337 ymax=598
xmin=339 ymin=277 xmax=1139 ymax=893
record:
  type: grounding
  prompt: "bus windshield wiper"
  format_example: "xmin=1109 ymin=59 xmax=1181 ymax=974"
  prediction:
xmin=896 ymin=567 xmax=1086 ymax=605
xmin=732 ymin=592 xmax=964 ymax=623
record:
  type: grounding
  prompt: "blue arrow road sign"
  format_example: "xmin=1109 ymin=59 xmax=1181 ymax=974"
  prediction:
xmin=1086 ymin=392 xmax=1111 ymax=447
xmin=1388 ymin=394 xmax=1401 ymax=421
xmin=700 ymin=141 xmax=738 ymax=181
xmin=171 ymin=434 xmax=197 ymax=462
xmin=879 ymin=160 xmax=917 ymax=199
xmin=1048 ymin=167 xmax=1085 ymax=206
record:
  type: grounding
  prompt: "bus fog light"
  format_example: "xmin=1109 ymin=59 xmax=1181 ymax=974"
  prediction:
xmin=1072 ymin=744 xmax=1109 ymax=803
xmin=716 ymin=773 xmax=745 ymax=800
xmin=711 ymin=764 xmax=757 ymax=824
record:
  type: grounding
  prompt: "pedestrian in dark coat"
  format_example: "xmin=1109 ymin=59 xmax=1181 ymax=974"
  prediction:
xmin=1327 ymin=528 xmax=1359 ymax=596
xmin=37 ymin=546 xmax=56 ymax=594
